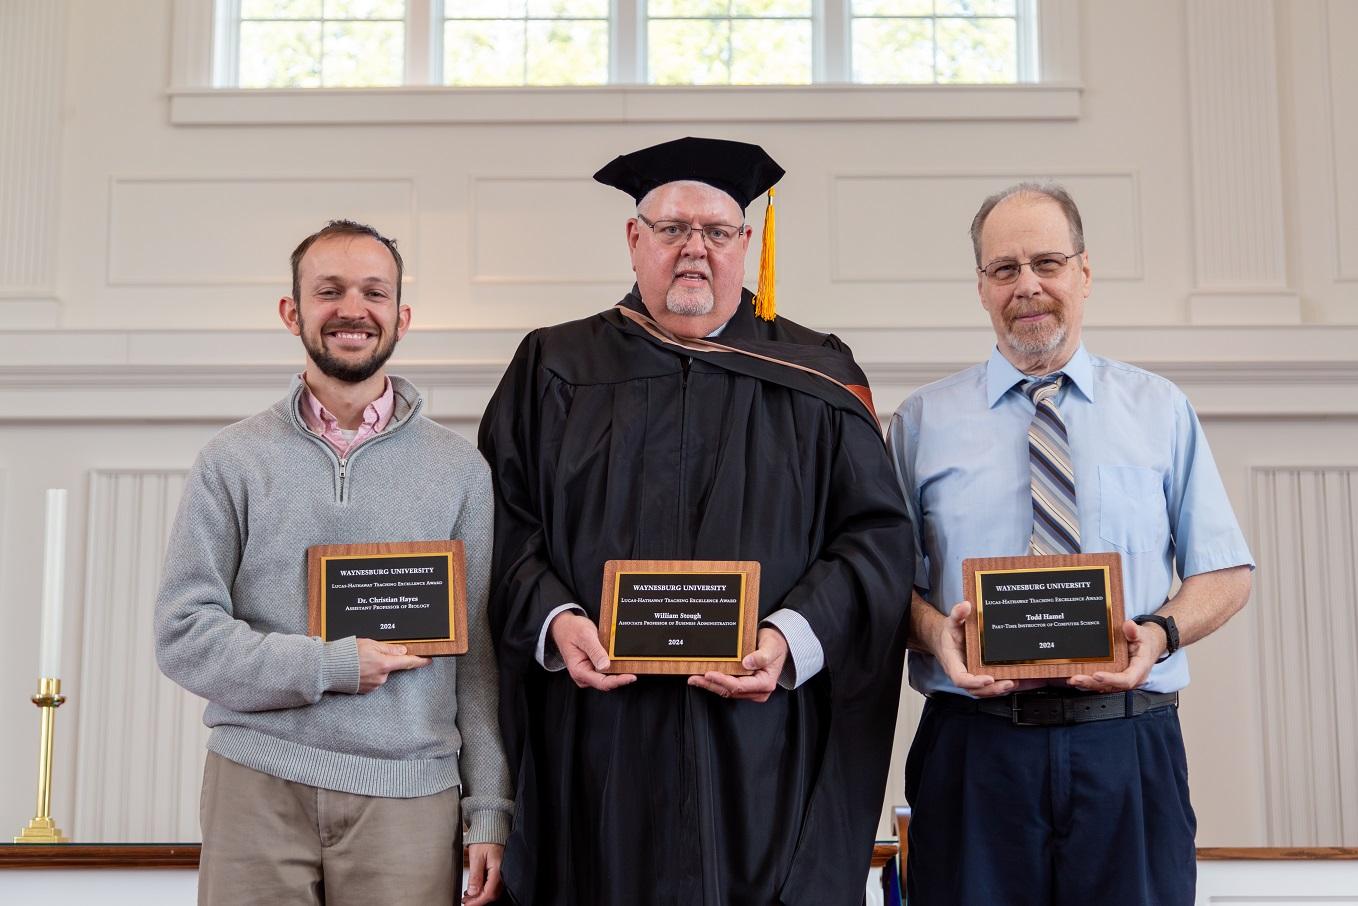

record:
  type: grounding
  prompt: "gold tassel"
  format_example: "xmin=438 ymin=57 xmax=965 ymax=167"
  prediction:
xmin=754 ymin=188 xmax=776 ymax=321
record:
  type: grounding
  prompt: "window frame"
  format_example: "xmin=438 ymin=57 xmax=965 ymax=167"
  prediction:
xmin=169 ymin=0 xmax=1081 ymax=124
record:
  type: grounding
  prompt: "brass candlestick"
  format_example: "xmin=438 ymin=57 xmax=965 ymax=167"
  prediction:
xmin=14 ymin=677 xmax=69 ymax=843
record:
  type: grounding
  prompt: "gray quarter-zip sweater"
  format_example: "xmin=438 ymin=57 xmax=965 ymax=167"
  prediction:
xmin=154 ymin=375 xmax=512 ymax=844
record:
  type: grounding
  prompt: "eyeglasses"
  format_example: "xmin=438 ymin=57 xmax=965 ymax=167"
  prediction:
xmin=637 ymin=213 xmax=745 ymax=249
xmin=978 ymin=250 xmax=1084 ymax=284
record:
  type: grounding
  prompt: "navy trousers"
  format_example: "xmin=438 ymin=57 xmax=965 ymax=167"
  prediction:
xmin=904 ymin=696 xmax=1197 ymax=906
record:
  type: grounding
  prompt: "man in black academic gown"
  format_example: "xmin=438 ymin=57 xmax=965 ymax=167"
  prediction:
xmin=478 ymin=137 xmax=913 ymax=906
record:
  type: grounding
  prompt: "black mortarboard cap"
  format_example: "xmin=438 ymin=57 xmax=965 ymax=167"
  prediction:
xmin=592 ymin=136 xmax=784 ymax=211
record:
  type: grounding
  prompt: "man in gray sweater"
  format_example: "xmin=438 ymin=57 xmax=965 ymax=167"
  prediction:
xmin=155 ymin=220 xmax=512 ymax=906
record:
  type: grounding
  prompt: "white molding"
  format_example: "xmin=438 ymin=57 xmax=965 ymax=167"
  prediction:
xmin=167 ymin=83 xmax=1082 ymax=126
xmin=0 ymin=325 xmax=1353 ymax=421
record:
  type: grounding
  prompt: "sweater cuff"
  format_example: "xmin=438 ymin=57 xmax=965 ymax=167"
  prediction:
xmin=322 ymin=636 xmax=361 ymax=694
xmin=463 ymin=802 xmax=513 ymax=845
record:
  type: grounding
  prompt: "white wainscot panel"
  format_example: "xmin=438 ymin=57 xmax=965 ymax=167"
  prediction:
xmin=74 ymin=470 xmax=208 ymax=842
xmin=471 ymin=177 xmax=633 ymax=286
xmin=107 ymin=178 xmax=415 ymax=286
xmin=1329 ymin=0 xmax=1358 ymax=281
xmin=829 ymin=172 xmax=1141 ymax=283
xmin=1196 ymin=860 xmax=1358 ymax=903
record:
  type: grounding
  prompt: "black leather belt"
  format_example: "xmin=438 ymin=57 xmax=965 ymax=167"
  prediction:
xmin=930 ymin=689 xmax=1179 ymax=727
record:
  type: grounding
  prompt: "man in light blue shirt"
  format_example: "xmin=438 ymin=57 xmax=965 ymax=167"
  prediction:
xmin=887 ymin=182 xmax=1253 ymax=906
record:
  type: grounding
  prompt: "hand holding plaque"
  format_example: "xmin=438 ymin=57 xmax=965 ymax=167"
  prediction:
xmin=597 ymin=560 xmax=760 ymax=675
xmin=308 ymin=541 xmax=468 ymax=657
xmin=961 ymin=553 xmax=1127 ymax=680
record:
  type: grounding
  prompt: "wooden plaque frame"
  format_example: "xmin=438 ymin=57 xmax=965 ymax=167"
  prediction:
xmin=962 ymin=552 xmax=1127 ymax=680
xmin=307 ymin=540 xmax=468 ymax=657
xmin=598 ymin=559 xmax=760 ymax=675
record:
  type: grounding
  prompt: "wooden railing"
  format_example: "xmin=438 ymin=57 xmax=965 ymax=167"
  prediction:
xmin=2 ymin=844 xmax=1355 ymax=870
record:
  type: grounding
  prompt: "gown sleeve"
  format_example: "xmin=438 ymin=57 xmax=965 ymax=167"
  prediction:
xmin=477 ymin=330 xmax=579 ymax=678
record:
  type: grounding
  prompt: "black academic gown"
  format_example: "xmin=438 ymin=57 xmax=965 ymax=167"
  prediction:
xmin=478 ymin=289 xmax=913 ymax=906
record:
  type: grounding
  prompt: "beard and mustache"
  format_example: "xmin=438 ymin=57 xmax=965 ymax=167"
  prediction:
xmin=298 ymin=311 xmax=399 ymax=384
xmin=1003 ymin=302 xmax=1068 ymax=356
xmin=664 ymin=262 xmax=715 ymax=317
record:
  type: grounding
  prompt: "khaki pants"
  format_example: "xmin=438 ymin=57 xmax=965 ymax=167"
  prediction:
xmin=198 ymin=752 xmax=462 ymax=906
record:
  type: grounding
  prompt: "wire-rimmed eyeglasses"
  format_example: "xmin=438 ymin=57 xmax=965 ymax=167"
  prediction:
xmin=978 ymin=250 xmax=1084 ymax=284
xmin=637 ymin=213 xmax=746 ymax=250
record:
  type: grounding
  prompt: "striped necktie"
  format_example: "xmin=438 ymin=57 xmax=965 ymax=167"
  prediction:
xmin=1024 ymin=376 xmax=1080 ymax=555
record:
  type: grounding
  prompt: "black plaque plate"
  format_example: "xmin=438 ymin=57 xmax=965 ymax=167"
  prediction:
xmin=962 ymin=553 xmax=1127 ymax=679
xmin=308 ymin=541 xmax=468 ymax=656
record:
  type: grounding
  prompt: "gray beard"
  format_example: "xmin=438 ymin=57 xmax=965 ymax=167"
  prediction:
xmin=665 ymin=291 xmax=714 ymax=317
xmin=1006 ymin=321 xmax=1067 ymax=356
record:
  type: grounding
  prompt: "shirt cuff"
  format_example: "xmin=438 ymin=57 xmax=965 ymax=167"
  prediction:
xmin=761 ymin=609 xmax=824 ymax=690
xmin=537 ymin=603 xmax=586 ymax=671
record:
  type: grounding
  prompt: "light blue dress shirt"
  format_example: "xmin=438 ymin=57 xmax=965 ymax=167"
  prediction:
xmin=887 ymin=344 xmax=1254 ymax=696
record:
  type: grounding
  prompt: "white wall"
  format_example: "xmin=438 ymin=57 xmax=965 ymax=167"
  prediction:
xmin=1 ymin=0 xmax=1355 ymax=847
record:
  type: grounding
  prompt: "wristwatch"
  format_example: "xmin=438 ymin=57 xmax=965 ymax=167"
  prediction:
xmin=1132 ymin=613 xmax=1179 ymax=663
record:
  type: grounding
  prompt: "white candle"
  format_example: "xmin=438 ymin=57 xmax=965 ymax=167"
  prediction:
xmin=39 ymin=489 xmax=67 ymax=679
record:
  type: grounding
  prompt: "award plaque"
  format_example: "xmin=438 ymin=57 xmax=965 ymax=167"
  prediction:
xmin=307 ymin=541 xmax=468 ymax=657
xmin=962 ymin=553 xmax=1127 ymax=679
xmin=598 ymin=560 xmax=760 ymax=675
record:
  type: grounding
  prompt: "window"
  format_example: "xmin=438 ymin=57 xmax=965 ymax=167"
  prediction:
xmin=443 ymin=0 xmax=610 ymax=86
xmin=851 ymin=0 xmax=1025 ymax=84
xmin=211 ymin=0 xmax=1035 ymax=88
xmin=227 ymin=1 xmax=407 ymax=88
xmin=647 ymin=0 xmax=814 ymax=86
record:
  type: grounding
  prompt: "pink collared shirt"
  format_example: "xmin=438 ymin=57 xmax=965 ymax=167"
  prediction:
xmin=298 ymin=376 xmax=395 ymax=459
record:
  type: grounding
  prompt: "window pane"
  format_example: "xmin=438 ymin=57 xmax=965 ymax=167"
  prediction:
xmin=935 ymin=16 xmax=1015 ymax=82
xmin=850 ymin=0 xmax=930 ymax=15
xmin=936 ymin=0 xmax=1015 ymax=15
xmin=648 ymin=0 xmax=730 ymax=19
xmin=526 ymin=20 xmax=608 ymax=84
xmin=241 ymin=0 xmax=322 ymax=18
xmin=325 ymin=0 xmax=405 ymax=17
xmin=730 ymin=0 xmax=812 ymax=16
xmin=730 ymin=20 xmax=810 ymax=84
xmin=851 ymin=18 xmax=933 ymax=83
xmin=446 ymin=0 xmax=528 ymax=18
xmin=445 ymin=20 xmax=527 ymax=84
xmin=648 ymin=20 xmax=730 ymax=84
xmin=239 ymin=21 xmax=322 ymax=87
xmin=321 ymin=21 xmax=403 ymax=86
xmin=527 ymin=0 xmax=609 ymax=16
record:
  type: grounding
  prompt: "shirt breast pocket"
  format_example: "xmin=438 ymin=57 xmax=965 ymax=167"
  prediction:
xmin=1098 ymin=465 xmax=1168 ymax=554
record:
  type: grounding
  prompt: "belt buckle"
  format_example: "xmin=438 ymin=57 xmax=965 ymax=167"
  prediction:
xmin=1010 ymin=690 xmax=1060 ymax=727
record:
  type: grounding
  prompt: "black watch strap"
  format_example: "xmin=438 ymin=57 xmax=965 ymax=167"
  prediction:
xmin=1133 ymin=614 xmax=1179 ymax=663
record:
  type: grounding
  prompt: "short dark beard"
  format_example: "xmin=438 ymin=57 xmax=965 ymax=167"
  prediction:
xmin=298 ymin=309 xmax=399 ymax=384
